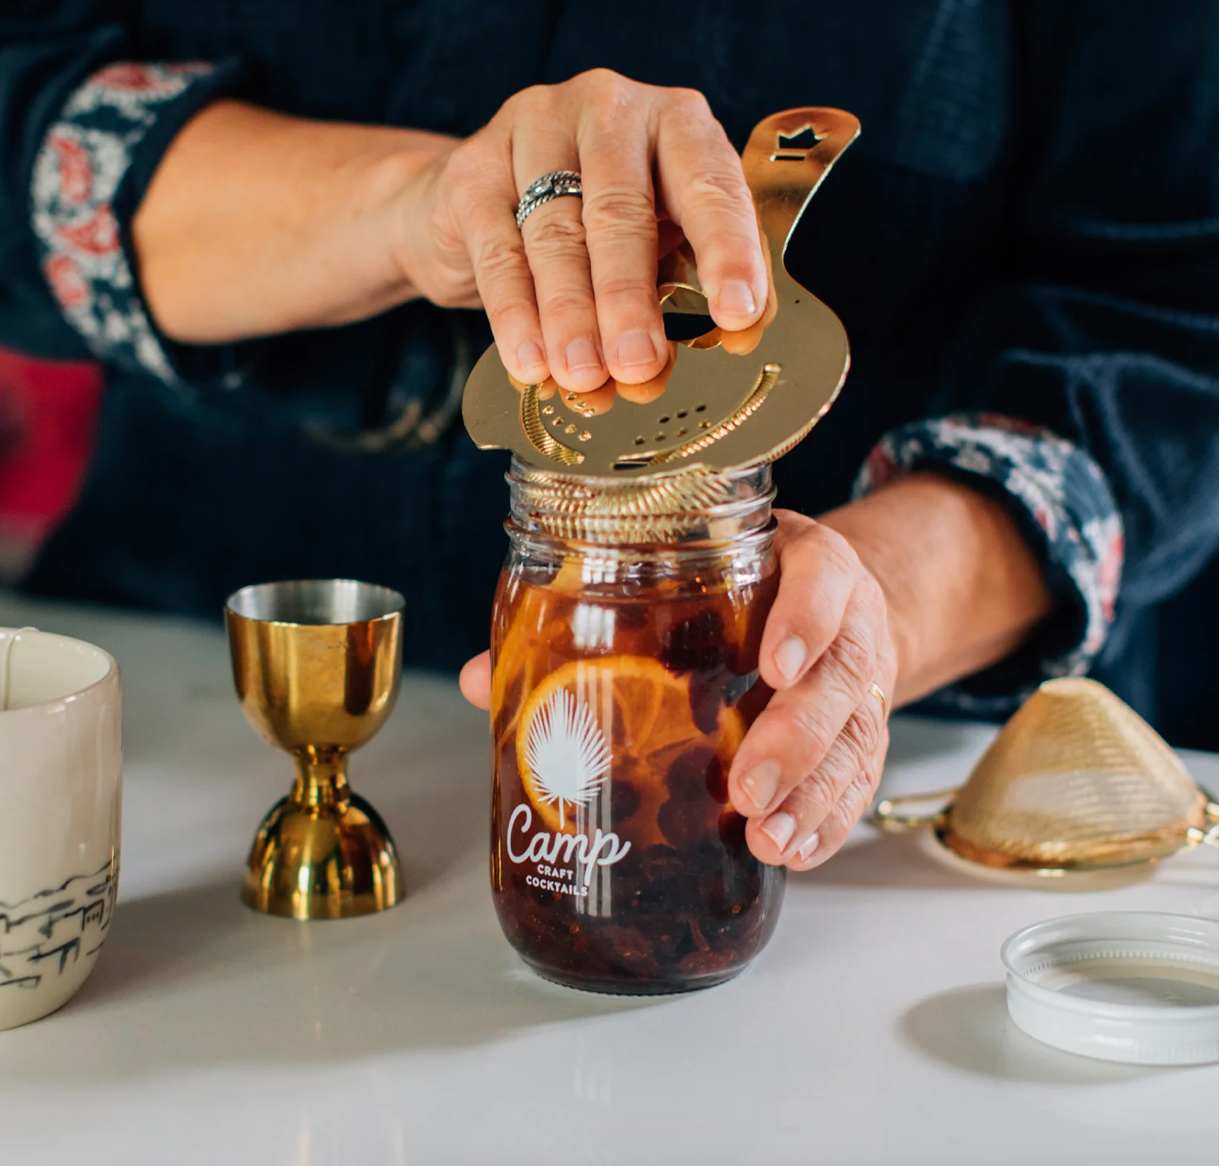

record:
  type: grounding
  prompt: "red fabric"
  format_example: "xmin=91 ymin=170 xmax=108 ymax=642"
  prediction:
xmin=0 ymin=346 xmax=102 ymax=558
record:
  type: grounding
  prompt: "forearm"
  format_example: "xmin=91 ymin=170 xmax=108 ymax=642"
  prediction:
xmin=131 ymin=99 xmax=454 ymax=343
xmin=819 ymin=472 xmax=1053 ymax=706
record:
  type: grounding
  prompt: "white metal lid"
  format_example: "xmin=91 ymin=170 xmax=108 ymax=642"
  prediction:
xmin=1001 ymin=911 xmax=1218 ymax=1065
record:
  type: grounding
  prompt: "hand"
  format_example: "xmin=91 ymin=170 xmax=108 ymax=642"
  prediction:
xmin=724 ymin=510 xmax=897 ymax=870
xmin=459 ymin=508 xmax=897 ymax=873
xmin=392 ymin=69 xmax=768 ymax=391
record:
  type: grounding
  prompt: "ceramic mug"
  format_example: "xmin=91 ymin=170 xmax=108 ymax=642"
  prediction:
xmin=0 ymin=627 xmax=121 ymax=1031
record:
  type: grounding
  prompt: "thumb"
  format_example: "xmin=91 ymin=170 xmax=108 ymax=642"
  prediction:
xmin=459 ymin=650 xmax=492 ymax=710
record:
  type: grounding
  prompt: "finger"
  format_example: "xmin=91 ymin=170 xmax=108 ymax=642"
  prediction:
xmin=728 ymin=581 xmax=883 ymax=819
xmin=654 ymin=92 xmax=766 ymax=331
xmin=445 ymin=137 xmax=550 ymax=386
xmin=746 ymin=701 xmax=889 ymax=867
xmin=460 ymin=651 xmax=491 ymax=710
xmin=512 ymin=100 xmax=607 ymax=392
xmin=613 ymin=341 xmax=676 ymax=403
xmin=760 ymin=516 xmax=865 ymax=690
xmin=789 ymin=747 xmax=888 ymax=871
xmin=719 ymin=223 xmax=778 ymax=356
xmin=577 ymin=85 xmax=668 ymax=385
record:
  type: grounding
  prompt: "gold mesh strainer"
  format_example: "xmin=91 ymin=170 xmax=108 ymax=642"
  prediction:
xmin=874 ymin=678 xmax=1219 ymax=873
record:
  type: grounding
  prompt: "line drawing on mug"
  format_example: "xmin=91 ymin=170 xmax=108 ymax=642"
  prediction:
xmin=0 ymin=858 xmax=118 ymax=992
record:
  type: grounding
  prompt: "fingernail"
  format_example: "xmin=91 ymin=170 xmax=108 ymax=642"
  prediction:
xmin=796 ymin=831 xmax=820 ymax=863
xmin=739 ymin=759 xmax=780 ymax=813
xmin=716 ymin=279 xmax=757 ymax=319
xmin=762 ymin=811 xmax=797 ymax=853
xmin=565 ymin=337 xmax=601 ymax=372
xmin=774 ymin=636 xmax=807 ymax=683
xmin=615 ymin=328 xmax=659 ymax=369
xmin=517 ymin=340 xmax=546 ymax=375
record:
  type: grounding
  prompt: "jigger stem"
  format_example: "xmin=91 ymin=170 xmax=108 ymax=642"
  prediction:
xmin=291 ymin=750 xmax=350 ymax=808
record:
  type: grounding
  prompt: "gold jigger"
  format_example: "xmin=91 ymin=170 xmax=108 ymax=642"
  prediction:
xmin=225 ymin=580 xmax=406 ymax=919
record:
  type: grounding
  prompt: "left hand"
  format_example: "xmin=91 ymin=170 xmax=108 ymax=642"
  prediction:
xmin=459 ymin=507 xmax=898 ymax=872
xmin=722 ymin=510 xmax=897 ymax=870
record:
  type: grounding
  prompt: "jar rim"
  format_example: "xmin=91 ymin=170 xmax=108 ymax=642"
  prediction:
xmin=506 ymin=458 xmax=775 ymax=545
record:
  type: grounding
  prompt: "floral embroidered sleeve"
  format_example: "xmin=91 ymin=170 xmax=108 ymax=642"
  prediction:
xmin=30 ymin=61 xmax=242 ymax=386
xmin=853 ymin=414 xmax=1124 ymax=717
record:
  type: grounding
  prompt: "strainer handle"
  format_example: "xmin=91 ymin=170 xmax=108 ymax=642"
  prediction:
xmin=871 ymin=788 xmax=958 ymax=832
xmin=1189 ymin=797 xmax=1220 ymax=849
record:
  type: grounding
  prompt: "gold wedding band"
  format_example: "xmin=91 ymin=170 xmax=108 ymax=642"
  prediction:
xmin=868 ymin=682 xmax=888 ymax=721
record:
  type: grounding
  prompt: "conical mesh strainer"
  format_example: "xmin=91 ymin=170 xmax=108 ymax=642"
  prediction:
xmin=874 ymin=678 xmax=1219 ymax=873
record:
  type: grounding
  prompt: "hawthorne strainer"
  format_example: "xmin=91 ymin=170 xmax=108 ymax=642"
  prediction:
xmin=874 ymin=677 xmax=1219 ymax=874
xmin=462 ymin=107 xmax=861 ymax=543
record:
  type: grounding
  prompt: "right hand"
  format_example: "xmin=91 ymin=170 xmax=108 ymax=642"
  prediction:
xmin=390 ymin=69 xmax=768 ymax=392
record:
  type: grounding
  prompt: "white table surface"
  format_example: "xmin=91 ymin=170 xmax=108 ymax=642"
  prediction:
xmin=0 ymin=595 xmax=1215 ymax=1166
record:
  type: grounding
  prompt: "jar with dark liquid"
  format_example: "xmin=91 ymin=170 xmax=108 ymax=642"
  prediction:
xmin=489 ymin=460 xmax=784 ymax=994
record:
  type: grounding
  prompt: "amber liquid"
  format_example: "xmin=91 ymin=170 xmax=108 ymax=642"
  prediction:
xmin=490 ymin=560 xmax=784 ymax=994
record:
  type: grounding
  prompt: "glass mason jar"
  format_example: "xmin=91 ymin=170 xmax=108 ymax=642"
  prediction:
xmin=489 ymin=459 xmax=785 ymax=994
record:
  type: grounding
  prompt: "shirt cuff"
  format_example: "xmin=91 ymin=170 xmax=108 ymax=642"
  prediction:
xmin=852 ymin=413 xmax=1124 ymax=717
xmin=30 ymin=61 xmax=244 ymax=387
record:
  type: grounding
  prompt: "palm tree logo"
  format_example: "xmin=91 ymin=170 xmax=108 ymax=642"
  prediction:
xmin=524 ymin=688 xmax=613 ymax=829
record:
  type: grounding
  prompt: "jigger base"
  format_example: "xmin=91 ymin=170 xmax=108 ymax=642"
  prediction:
xmin=242 ymin=793 xmax=404 ymax=919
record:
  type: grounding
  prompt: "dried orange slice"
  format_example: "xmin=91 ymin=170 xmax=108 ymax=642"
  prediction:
xmin=491 ymin=559 xmax=587 ymax=740
xmin=517 ymin=656 xmax=745 ymax=834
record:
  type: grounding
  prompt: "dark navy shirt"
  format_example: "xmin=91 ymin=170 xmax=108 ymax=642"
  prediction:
xmin=0 ymin=1 xmax=1215 ymax=742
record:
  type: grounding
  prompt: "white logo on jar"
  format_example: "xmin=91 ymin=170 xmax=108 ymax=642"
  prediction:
xmin=511 ymin=689 xmax=630 ymax=896
xmin=506 ymin=804 xmax=631 ymax=893
xmin=524 ymin=687 xmax=612 ymax=829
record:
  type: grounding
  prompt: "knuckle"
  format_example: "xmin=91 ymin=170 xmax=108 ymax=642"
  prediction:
xmin=782 ymin=702 xmax=837 ymax=763
xmin=535 ymin=289 xmax=594 ymax=319
xmin=814 ymin=524 xmax=862 ymax=575
xmin=843 ymin=704 xmax=884 ymax=762
xmin=592 ymin=274 xmax=662 ymax=310
xmin=512 ymin=84 xmax=557 ymax=115
xmin=683 ymin=169 xmax=751 ymax=215
xmin=683 ymin=164 xmax=746 ymax=213
xmin=474 ymin=235 xmax=529 ymax=283
xmin=485 ymin=294 xmax=536 ymax=333
xmin=577 ymin=67 xmax=635 ymax=100
xmin=821 ymin=778 xmax=872 ymax=843
xmin=442 ymin=138 xmax=487 ymax=192
xmin=582 ymin=187 xmax=656 ymax=233
xmin=787 ymin=768 xmax=839 ymax=822
xmin=525 ymin=211 xmax=588 ymax=254
xmin=668 ymin=87 xmax=713 ymax=118
xmin=826 ymin=627 xmax=876 ymax=690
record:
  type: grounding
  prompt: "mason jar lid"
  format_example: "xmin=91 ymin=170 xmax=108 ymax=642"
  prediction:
xmin=1001 ymin=911 xmax=1218 ymax=1065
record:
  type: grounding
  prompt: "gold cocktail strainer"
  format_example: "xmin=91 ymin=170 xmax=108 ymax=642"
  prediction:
xmin=875 ymin=677 xmax=1219 ymax=876
xmin=463 ymin=107 xmax=861 ymax=541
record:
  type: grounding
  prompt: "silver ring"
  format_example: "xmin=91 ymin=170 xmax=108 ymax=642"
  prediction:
xmin=516 ymin=170 xmax=582 ymax=228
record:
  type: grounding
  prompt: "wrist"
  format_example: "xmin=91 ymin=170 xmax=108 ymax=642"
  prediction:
xmin=375 ymin=136 xmax=461 ymax=305
xmin=819 ymin=471 xmax=1053 ymax=706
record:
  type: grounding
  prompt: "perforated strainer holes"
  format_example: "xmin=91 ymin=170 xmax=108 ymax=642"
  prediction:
xmin=542 ymin=405 xmax=554 ymax=415
xmin=634 ymin=436 xmax=645 ymax=445
xmin=695 ymin=404 xmax=706 ymax=412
